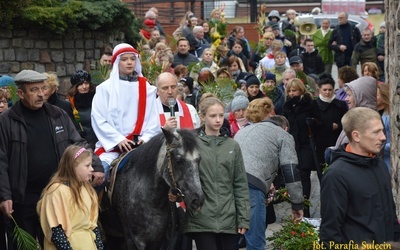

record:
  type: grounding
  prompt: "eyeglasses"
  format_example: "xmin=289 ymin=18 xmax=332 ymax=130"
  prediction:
xmin=0 ymin=100 xmax=8 ymax=105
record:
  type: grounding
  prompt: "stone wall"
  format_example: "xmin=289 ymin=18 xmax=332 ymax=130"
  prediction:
xmin=387 ymin=0 xmax=400 ymax=213
xmin=0 ymin=29 xmax=124 ymax=95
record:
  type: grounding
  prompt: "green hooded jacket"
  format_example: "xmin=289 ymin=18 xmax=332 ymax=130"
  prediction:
xmin=184 ymin=129 xmax=250 ymax=234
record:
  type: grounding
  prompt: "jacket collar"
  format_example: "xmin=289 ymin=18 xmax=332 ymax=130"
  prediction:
xmin=8 ymin=101 xmax=63 ymax=122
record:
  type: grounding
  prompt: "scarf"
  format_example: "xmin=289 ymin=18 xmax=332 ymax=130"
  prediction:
xmin=274 ymin=64 xmax=287 ymax=72
xmin=236 ymin=117 xmax=248 ymax=128
xmin=319 ymin=94 xmax=336 ymax=103
xmin=74 ymin=91 xmax=95 ymax=109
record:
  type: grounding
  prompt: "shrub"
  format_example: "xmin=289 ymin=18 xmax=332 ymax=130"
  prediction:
xmin=1 ymin=0 xmax=141 ymax=45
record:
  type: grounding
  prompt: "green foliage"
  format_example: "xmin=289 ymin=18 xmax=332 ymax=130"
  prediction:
xmin=90 ymin=62 xmax=111 ymax=86
xmin=19 ymin=1 xmax=82 ymax=34
xmin=267 ymin=217 xmax=319 ymax=250
xmin=11 ymin=215 xmax=42 ymax=250
xmin=8 ymin=0 xmax=141 ymax=45
xmin=200 ymin=77 xmax=237 ymax=104
xmin=0 ymin=0 xmax=31 ymax=28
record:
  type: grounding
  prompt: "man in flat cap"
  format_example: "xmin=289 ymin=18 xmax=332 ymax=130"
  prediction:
xmin=0 ymin=70 xmax=104 ymax=249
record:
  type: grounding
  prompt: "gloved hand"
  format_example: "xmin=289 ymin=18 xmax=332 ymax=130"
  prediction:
xmin=305 ymin=117 xmax=314 ymax=126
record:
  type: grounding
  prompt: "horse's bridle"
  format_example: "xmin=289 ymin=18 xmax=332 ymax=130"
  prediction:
xmin=166 ymin=143 xmax=184 ymax=202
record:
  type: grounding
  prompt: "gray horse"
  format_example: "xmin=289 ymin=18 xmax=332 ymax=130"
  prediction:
xmin=111 ymin=129 xmax=204 ymax=249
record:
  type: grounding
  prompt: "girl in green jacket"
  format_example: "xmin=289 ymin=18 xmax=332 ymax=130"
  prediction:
xmin=185 ymin=96 xmax=250 ymax=250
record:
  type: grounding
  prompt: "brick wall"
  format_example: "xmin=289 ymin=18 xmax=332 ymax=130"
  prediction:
xmin=0 ymin=29 xmax=123 ymax=95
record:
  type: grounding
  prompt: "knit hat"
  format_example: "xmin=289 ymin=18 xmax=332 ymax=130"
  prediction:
xmin=380 ymin=21 xmax=386 ymax=28
xmin=143 ymin=19 xmax=156 ymax=29
xmin=265 ymin=72 xmax=276 ymax=83
xmin=0 ymin=75 xmax=15 ymax=88
xmin=71 ymin=70 xmax=91 ymax=86
xmin=231 ymin=90 xmax=249 ymax=112
xmin=245 ymin=74 xmax=261 ymax=88
xmin=180 ymin=77 xmax=194 ymax=92
xmin=14 ymin=70 xmax=48 ymax=85
xmin=270 ymin=22 xmax=280 ymax=30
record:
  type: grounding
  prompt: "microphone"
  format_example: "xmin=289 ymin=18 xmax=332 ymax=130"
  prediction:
xmin=168 ymin=98 xmax=176 ymax=117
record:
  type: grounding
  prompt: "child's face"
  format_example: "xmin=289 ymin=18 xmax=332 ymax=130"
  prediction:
xmin=274 ymin=55 xmax=286 ymax=66
xmin=379 ymin=26 xmax=386 ymax=34
xmin=232 ymin=44 xmax=243 ymax=55
xmin=201 ymin=103 xmax=224 ymax=133
xmin=75 ymin=156 xmax=94 ymax=182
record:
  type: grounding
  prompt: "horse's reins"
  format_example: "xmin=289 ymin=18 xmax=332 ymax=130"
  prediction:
xmin=166 ymin=143 xmax=184 ymax=202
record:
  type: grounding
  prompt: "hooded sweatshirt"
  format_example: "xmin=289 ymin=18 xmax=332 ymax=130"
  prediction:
xmin=335 ymin=76 xmax=377 ymax=147
xmin=320 ymin=145 xmax=400 ymax=245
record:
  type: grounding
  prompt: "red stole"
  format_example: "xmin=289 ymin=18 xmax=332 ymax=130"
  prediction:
xmin=95 ymin=76 xmax=147 ymax=156
xmin=159 ymin=99 xmax=194 ymax=129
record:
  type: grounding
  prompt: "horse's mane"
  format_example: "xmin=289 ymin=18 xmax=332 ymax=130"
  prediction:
xmin=122 ymin=129 xmax=199 ymax=176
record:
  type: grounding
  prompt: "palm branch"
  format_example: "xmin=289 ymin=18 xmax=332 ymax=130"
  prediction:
xmin=10 ymin=215 xmax=42 ymax=250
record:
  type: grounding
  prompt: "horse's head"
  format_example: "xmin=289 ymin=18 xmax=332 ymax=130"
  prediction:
xmin=161 ymin=128 xmax=204 ymax=211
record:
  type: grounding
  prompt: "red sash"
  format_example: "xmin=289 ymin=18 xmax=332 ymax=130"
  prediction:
xmin=95 ymin=76 xmax=147 ymax=156
xmin=159 ymin=99 xmax=194 ymax=129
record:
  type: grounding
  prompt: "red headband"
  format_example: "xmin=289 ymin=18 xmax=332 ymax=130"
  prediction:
xmin=111 ymin=47 xmax=139 ymax=64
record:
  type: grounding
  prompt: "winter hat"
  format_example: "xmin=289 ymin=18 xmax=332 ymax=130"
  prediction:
xmin=143 ymin=19 xmax=156 ymax=29
xmin=0 ymin=75 xmax=15 ymax=88
xmin=380 ymin=21 xmax=386 ymax=28
xmin=244 ymin=74 xmax=261 ymax=88
xmin=180 ymin=77 xmax=194 ymax=92
xmin=265 ymin=72 xmax=276 ymax=83
xmin=231 ymin=90 xmax=249 ymax=112
xmin=71 ymin=70 xmax=91 ymax=86
xmin=268 ymin=10 xmax=280 ymax=21
xmin=14 ymin=70 xmax=48 ymax=85
xmin=270 ymin=22 xmax=280 ymax=30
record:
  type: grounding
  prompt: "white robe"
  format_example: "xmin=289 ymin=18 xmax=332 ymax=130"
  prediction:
xmin=156 ymin=98 xmax=201 ymax=129
xmin=91 ymin=78 xmax=161 ymax=164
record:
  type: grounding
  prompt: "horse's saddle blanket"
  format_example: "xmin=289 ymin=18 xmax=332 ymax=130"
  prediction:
xmin=107 ymin=150 xmax=135 ymax=202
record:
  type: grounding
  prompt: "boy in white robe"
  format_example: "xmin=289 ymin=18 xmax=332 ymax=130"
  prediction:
xmin=91 ymin=43 xmax=161 ymax=183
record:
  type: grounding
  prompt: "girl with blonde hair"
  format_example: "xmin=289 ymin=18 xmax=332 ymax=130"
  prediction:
xmin=185 ymin=97 xmax=250 ymax=250
xmin=37 ymin=145 xmax=103 ymax=250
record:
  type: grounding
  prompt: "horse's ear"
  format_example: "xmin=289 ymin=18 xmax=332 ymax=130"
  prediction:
xmin=162 ymin=128 xmax=176 ymax=145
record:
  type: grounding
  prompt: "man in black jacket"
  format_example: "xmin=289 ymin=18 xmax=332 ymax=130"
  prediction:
xmin=300 ymin=38 xmax=325 ymax=75
xmin=172 ymin=37 xmax=199 ymax=68
xmin=0 ymin=70 xmax=104 ymax=249
xmin=320 ymin=107 xmax=400 ymax=248
xmin=328 ymin=12 xmax=361 ymax=69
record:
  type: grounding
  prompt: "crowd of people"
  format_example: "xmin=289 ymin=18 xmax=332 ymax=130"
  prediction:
xmin=0 ymin=5 xmax=397 ymax=250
